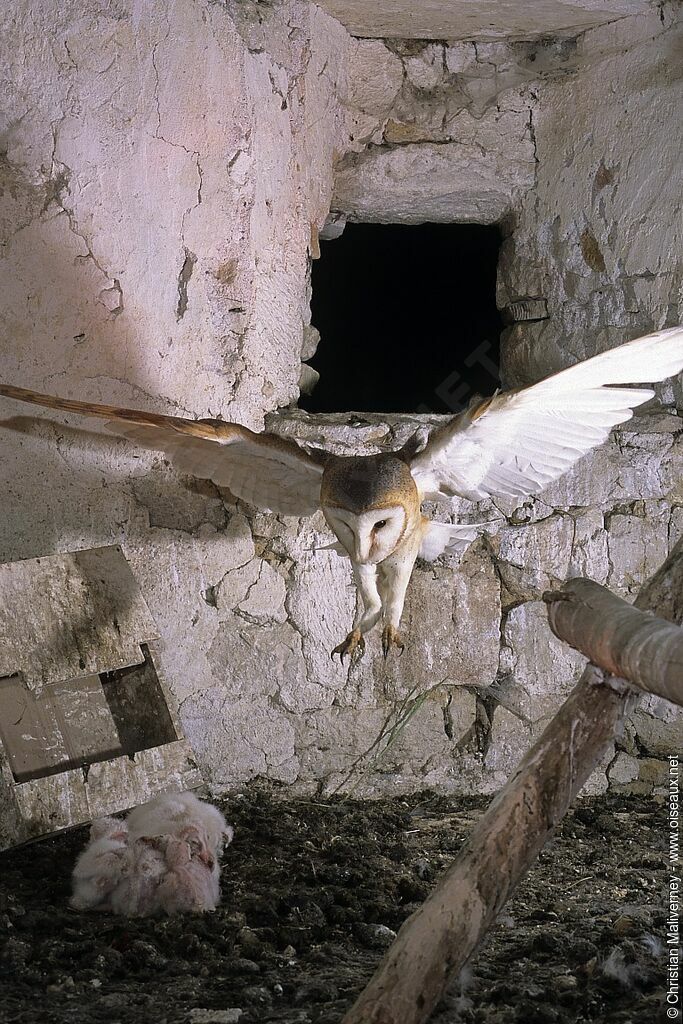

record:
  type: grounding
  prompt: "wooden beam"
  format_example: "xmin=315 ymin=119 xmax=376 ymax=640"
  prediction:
xmin=543 ymin=578 xmax=683 ymax=707
xmin=341 ymin=539 xmax=682 ymax=1024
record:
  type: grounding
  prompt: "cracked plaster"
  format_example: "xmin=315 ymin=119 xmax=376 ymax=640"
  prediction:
xmin=0 ymin=0 xmax=681 ymax=800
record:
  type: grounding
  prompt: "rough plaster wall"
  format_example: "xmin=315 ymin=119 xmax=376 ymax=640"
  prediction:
xmin=318 ymin=8 xmax=683 ymax=796
xmin=0 ymin=0 xmax=680 ymax=803
xmin=494 ymin=7 xmax=683 ymax=792
xmin=0 ymin=0 xmax=357 ymax=791
xmin=0 ymin=0 xmax=351 ymax=419
xmin=497 ymin=7 xmax=683 ymax=384
xmin=332 ymin=36 xmax=543 ymax=223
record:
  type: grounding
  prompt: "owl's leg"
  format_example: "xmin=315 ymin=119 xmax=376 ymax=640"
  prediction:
xmin=331 ymin=563 xmax=381 ymax=661
xmin=377 ymin=551 xmax=417 ymax=657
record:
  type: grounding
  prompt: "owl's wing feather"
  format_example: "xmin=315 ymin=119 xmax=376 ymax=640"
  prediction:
xmin=410 ymin=326 xmax=683 ymax=503
xmin=419 ymin=522 xmax=479 ymax=561
xmin=0 ymin=384 xmax=325 ymax=516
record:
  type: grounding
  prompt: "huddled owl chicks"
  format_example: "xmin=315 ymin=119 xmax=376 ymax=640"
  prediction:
xmin=70 ymin=791 xmax=234 ymax=917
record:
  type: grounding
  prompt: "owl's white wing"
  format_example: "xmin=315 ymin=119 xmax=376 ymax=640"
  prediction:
xmin=410 ymin=326 xmax=683 ymax=503
xmin=419 ymin=522 xmax=479 ymax=561
xmin=0 ymin=384 xmax=325 ymax=516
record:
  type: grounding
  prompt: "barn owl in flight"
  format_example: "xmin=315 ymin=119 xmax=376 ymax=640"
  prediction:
xmin=1 ymin=327 xmax=682 ymax=659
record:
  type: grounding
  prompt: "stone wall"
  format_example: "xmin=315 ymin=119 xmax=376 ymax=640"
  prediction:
xmin=0 ymin=0 xmax=354 ymax=421
xmin=492 ymin=7 xmax=683 ymax=794
xmin=322 ymin=5 xmax=682 ymax=797
xmin=497 ymin=7 xmax=683 ymax=389
xmin=497 ymin=4 xmax=683 ymax=794
xmin=0 ymin=0 xmax=680 ymax=800
xmin=0 ymin=0 xmax=356 ymax=786
xmin=332 ymin=35 xmax=541 ymax=222
xmin=258 ymin=407 xmax=682 ymax=798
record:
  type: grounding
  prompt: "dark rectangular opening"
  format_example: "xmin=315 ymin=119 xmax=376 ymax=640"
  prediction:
xmin=100 ymin=644 xmax=178 ymax=755
xmin=299 ymin=222 xmax=502 ymax=415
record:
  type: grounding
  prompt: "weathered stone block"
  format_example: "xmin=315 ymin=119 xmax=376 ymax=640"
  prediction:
xmin=608 ymin=751 xmax=640 ymax=785
xmin=333 ymin=139 xmax=535 ymax=224
xmin=637 ymin=757 xmax=670 ymax=787
xmin=503 ymin=601 xmax=586 ymax=722
xmin=631 ymin=701 xmax=683 ymax=759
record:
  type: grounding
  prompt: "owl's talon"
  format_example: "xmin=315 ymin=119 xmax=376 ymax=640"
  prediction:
xmin=332 ymin=629 xmax=365 ymax=662
xmin=382 ymin=626 xmax=405 ymax=658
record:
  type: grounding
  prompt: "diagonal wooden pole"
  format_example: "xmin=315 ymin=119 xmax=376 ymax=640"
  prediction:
xmin=341 ymin=540 xmax=683 ymax=1024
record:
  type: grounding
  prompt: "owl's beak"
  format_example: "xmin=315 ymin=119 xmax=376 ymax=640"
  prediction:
xmin=354 ymin=540 xmax=375 ymax=564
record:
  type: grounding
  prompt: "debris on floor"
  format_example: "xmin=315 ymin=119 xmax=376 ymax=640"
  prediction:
xmin=0 ymin=785 xmax=669 ymax=1023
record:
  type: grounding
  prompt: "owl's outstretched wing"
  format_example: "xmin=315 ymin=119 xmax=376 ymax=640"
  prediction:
xmin=410 ymin=326 xmax=683 ymax=503
xmin=418 ymin=522 xmax=479 ymax=561
xmin=0 ymin=384 xmax=325 ymax=516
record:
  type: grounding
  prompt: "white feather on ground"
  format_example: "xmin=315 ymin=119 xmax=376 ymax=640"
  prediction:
xmin=601 ymin=946 xmax=650 ymax=986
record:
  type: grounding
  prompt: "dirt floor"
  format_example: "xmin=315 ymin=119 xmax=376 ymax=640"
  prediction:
xmin=0 ymin=785 xmax=671 ymax=1024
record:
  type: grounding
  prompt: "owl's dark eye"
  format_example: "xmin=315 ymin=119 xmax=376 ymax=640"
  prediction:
xmin=375 ymin=520 xmax=388 ymax=530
